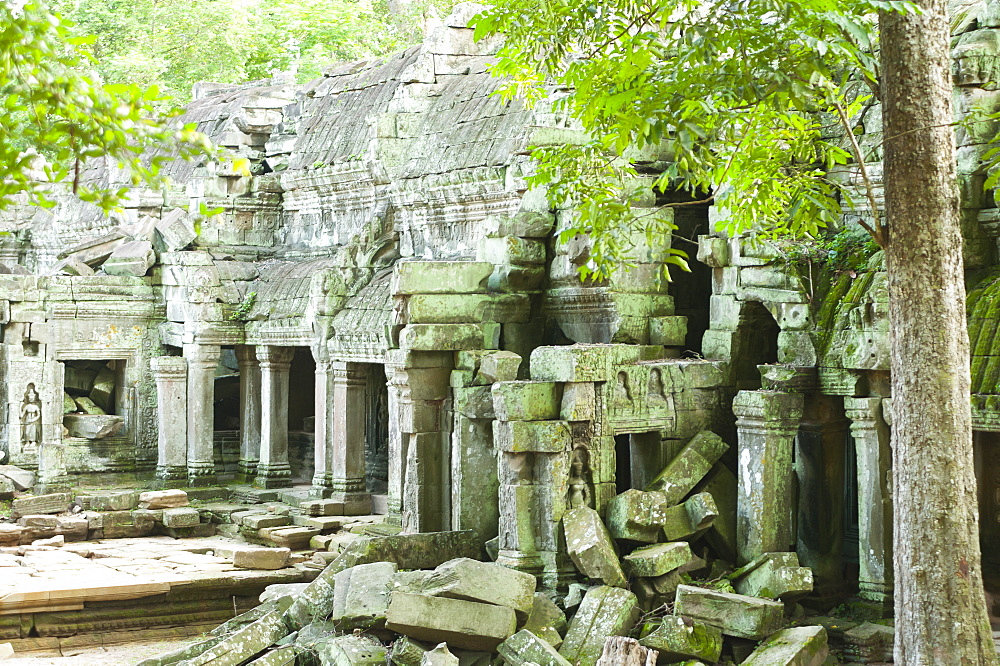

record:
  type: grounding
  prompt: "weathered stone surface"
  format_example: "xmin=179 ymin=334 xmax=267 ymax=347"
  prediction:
xmin=560 ymin=586 xmax=641 ymax=666
xmin=400 ymin=323 xmax=497 ymax=351
xmin=243 ymin=514 xmax=293 ymax=529
xmin=233 ymin=547 xmax=291 ymax=570
xmin=162 ymin=507 xmax=201 ymax=528
xmin=492 ymin=382 xmax=560 ymax=421
xmin=622 ymin=542 xmax=692 ymax=578
xmin=184 ymin=598 xmax=292 ymax=666
xmin=646 ymin=431 xmax=729 ymax=505
xmin=639 ymin=616 xmax=723 ymax=663
xmin=660 ymin=492 xmax=718 ymax=541
xmin=155 ymin=209 xmax=198 ymax=252
xmin=741 ymin=626 xmax=828 ymax=666
xmin=606 ymin=489 xmax=670 ymax=543
xmin=318 ymin=634 xmax=388 ymax=666
xmin=595 ymin=636 xmax=658 ymax=666
xmin=0 ymin=465 xmax=33 ymax=491
xmin=493 ymin=419 xmax=570 ymax=453
xmin=332 ymin=561 xmax=397 ymax=629
xmin=390 ymin=636 xmax=432 ymax=666
xmin=420 ymin=643 xmax=459 ymax=666
xmin=245 ymin=646 xmax=299 ymax=665
xmin=74 ymin=396 xmax=106 ymax=415
xmin=499 ymin=629 xmax=572 ymax=666
xmin=385 ymin=592 xmax=517 ymax=651
xmin=90 ymin=491 xmax=138 ymax=512
xmin=139 ymin=489 xmax=189 ymax=509
xmin=12 ymin=493 xmax=71 ymax=518
xmin=732 ymin=553 xmax=813 ymax=601
xmin=260 ymin=582 xmax=309 ymax=603
xmin=392 ymin=261 xmax=493 ymax=295
xmin=423 ymin=557 xmax=536 ymax=618
xmin=62 ymin=414 xmax=124 ymax=439
xmin=673 ymin=585 xmax=785 ymax=640
xmin=523 ymin=592 xmax=567 ymax=649
xmin=476 ymin=351 xmax=522 ymax=384
xmin=563 ymin=506 xmax=627 ymax=587
xmin=102 ymin=240 xmax=156 ymax=276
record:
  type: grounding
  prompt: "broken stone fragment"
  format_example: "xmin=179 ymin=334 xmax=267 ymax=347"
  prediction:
xmin=155 ymin=208 xmax=198 ymax=252
xmin=12 ymin=493 xmax=71 ymax=518
xmin=732 ymin=553 xmax=814 ymax=601
xmin=182 ymin=598 xmax=292 ymax=666
xmin=646 ymin=431 xmax=729 ymax=505
xmin=139 ymin=489 xmax=189 ymax=509
xmin=660 ymin=492 xmax=718 ymax=541
xmin=639 ymin=616 xmax=723 ymax=663
xmin=694 ymin=465 xmax=738 ymax=563
xmin=390 ymin=636 xmax=432 ymax=666
xmin=89 ymin=491 xmax=138 ymax=512
xmin=0 ymin=465 xmax=35 ymax=491
xmin=392 ymin=569 xmax=434 ymax=594
xmin=162 ymin=507 xmax=201 ymax=528
xmin=259 ymin=582 xmax=309 ymax=603
xmin=673 ymin=585 xmax=785 ymax=640
xmin=73 ymin=396 xmax=106 ymax=415
xmin=50 ymin=257 xmax=96 ymax=276
xmin=232 ymin=547 xmax=291 ymax=570
xmin=63 ymin=393 xmax=77 ymax=414
xmin=563 ymin=506 xmax=628 ymax=587
xmin=332 ymin=561 xmax=397 ymax=629
xmin=243 ymin=645 xmax=299 ymax=665
xmin=475 ymin=350 xmax=522 ymax=384
xmin=622 ymin=542 xmax=693 ymax=578
xmin=317 ymin=634 xmax=387 ymax=666
xmin=522 ymin=592 xmax=567 ymax=649
xmin=491 ymin=381 xmax=561 ymax=421
xmin=498 ymin=629 xmax=572 ymax=666
xmin=595 ymin=636 xmax=658 ymax=666
xmin=392 ymin=261 xmax=493 ymax=295
xmin=385 ymin=592 xmax=517 ymax=651
xmin=741 ymin=626 xmax=828 ymax=666
xmin=102 ymin=240 xmax=156 ymax=277
xmin=559 ymin=586 xmax=641 ymax=666
xmin=606 ymin=489 xmax=670 ymax=543
xmin=63 ymin=414 xmax=123 ymax=439
xmin=89 ymin=365 xmax=116 ymax=412
xmin=420 ymin=643 xmax=459 ymax=666
xmin=57 ymin=230 xmax=127 ymax=266
xmin=423 ymin=557 xmax=537 ymax=618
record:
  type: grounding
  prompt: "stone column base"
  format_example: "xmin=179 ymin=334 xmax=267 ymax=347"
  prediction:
xmin=187 ymin=462 xmax=216 ymax=487
xmin=156 ymin=464 xmax=187 ymax=483
xmin=328 ymin=491 xmax=372 ymax=516
xmin=253 ymin=462 xmax=292 ymax=489
xmin=235 ymin=460 xmax=259 ymax=485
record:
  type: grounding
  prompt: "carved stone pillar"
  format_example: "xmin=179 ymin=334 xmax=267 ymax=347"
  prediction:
xmin=254 ymin=345 xmax=295 ymax=488
xmin=328 ymin=361 xmax=371 ymax=513
xmin=844 ymin=396 xmax=894 ymax=610
xmin=235 ymin=345 xmax=261 ymax=483
xmin=184 ymin=343 xmax=219 ymax=486
xmin=310 ymin=355 xmax=334 ymax=496
xmin=151 ymin=356 xmax=188 ymax=483
xmin=385 ymin=362 xmax=408 ymax=524
xmin=733 ymin=390 xmax=803 ymax=563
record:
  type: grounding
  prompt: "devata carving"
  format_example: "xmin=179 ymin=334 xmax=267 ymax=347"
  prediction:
xmin=21 ymin=383 xmax=41 ymax=448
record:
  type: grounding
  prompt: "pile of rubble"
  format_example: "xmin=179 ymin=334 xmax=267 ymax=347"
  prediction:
xmin=138 ymin=432 xmax=863 ymax=666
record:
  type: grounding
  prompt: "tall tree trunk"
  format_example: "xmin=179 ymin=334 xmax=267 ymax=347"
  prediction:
xmin=880 ymin=2 xmax=998 ymax=663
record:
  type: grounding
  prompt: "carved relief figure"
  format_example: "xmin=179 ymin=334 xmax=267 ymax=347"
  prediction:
xmin=568 ymin=445 xmax=593 ymax=509
xmin=21 ymin=383 xmax=41 ymax=448
xmin=616 ymin=371 xmax=633 ymax=402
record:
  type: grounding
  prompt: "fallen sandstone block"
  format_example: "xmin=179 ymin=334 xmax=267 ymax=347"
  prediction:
xmin=623 ymin=542 xmax=692 ymax=578
xmin=12 ymin=493 xmax=71 ymax=518
xmin=564 ymin=506 xmax=627 ymax=588
xmin=232 ymin=547 xmax=290 ymax=570
xmin=639 ymin=616 xmax=723 ymax=663
xmin=560 ymin=586 xmax=641 ymax=666
xmin=673 ymin=585 xmax=785 ymax=640
xmin=182 ymin=598 xmax=292 ymax=666
xmin=317 ymin=634 xmax=387 ymax=666
xmin=732 ymin=552 xmax=813 ymax=601
xmin=139 ymin=489 xmax=189 ymax=509
xmin=742 ymin=626 xmax=828 ymax=666
xmin=162 ymin=507 xmax=201 ymax=528
xmin=385 ymin=592 xmax=517 ymax=651
xmin=423 ymin=557 xmax=537 ymax=618
xmin=420 ymin=643 xmax=459 ymax=666
xmin=523 ymin=592 xmax=567 ymax=649
xmin=499 ymin=629 xmax=572 ymax=666
xmin=89 ymin=491 xmax=138 ymax=512
xmin=660 ymin=492 xmax=718 ymax=541
xmin=646 ymin=431 xmax=729 ymax=505
xmin=390 ymin=636 xmax=432 ymax=666
xmin=606 ymin=490 xmax=670 ymax=543
xmin=332 ymin=561 xmax=397 ymax=629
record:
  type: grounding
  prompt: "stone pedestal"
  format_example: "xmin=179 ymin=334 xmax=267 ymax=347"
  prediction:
xmin=151 ymin=356 xmax=188 ymax=483
xmin=733 ymin=390 xmax=803 ymax=563
xmin=235 ymin=345 xmax=261 ymax=484
xmin=184 ymin=344 xmax=219 ymax=486
xmin=844 ymin=396 xmax=893 ymax=610
xmin=328 ymin=361 xmax=371 ymax=512
xmin=795 ymin=395 xmax=849 ymax=606
xmin=310 ymin=356 xmax=334 ymax=496
xmin=254 ymin=345 xmax=295 ymax=489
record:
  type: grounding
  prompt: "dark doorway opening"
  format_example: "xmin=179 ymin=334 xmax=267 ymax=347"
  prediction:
xmin=733 ymin=301 xmax=780 ymax=390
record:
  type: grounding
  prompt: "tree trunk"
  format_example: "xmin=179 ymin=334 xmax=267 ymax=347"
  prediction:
xmin=880 ymin=2 xmax=998 ymax=663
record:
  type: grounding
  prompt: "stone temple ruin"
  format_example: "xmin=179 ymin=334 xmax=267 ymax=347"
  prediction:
xmin=1 ymin=1 xmax=999 ymax=663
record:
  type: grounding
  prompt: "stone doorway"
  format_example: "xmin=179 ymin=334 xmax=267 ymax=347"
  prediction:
xmin=614 ymin=431 xmax=673 ymax=494
xmin=364 ymin=363 xmax=389 ymax=497
xmin=732 ymin=301 xmax=779 ymax=390
xmin=975 ymin=431 xmax=1000 ymax=579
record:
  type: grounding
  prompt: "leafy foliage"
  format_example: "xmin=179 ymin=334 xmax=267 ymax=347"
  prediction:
xmin=0 ymin=0 xmax=212 ymax=210
xmin=472 ymin=0 xmax=920 ymax=278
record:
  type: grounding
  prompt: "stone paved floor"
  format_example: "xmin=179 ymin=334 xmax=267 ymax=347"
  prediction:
xmin=2 ymin=637 xmax=199 ymax=664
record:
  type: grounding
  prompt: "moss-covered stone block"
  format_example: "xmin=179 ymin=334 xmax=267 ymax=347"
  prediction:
xmin=522 ymin=592 xmax=567 ymax=649
xmin=392 ymin=261 xmax=492 ymax=295
xmin=563 ymin=505 xmax=627 ymax=587
xmin=529 ymin=344 xmax=664 ymax=383
xmin=622 ymin=541 xmax=692 ymax=578
xmin=498 ymin=629 xmax=573 ymax=666
xmin=646 ymin=431 xmax=728 ymax=505
xmin=404 ymin=293 xmax=531 ymax=324
xmin=559 ymin=586 xmax=640 ymax=666
xmin=385 ymin=593 xmax=517 ymax=651
xmin=399 ymin=323 xmax=499 ymax=351
xmin=741 ymin=626 xmax=828 ymax=666
xmin=639 ymin=615 xmax=723 ymax=663
xmin=492 ymin=381 xmax=561 ymax=421
xmin=732 ymin=552 xmax=813 ymax=601
xmin=477 ymin=237 xmax=547 ymax=265
xmin=650 ymin=315 xmax=688 ymax=346
xmin=493 ymin=420 xmax=570 ymax=453
xmin=423 ymin=557 xmax=537 ymax=619
xmin=606 ymin=489 xmax=670 ymax=543
xmin=673 ymin=585 xmax=784 ymax=640
xmin=661 ymin=491 xmax=718 ymax=541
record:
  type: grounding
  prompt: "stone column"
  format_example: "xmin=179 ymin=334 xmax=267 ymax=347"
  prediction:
xmin=184 ymin=343 xmax=220 ymax=486
xmin=235 ymin=345 xmax=262 ymax=484
xmin=733 ymin=390 xmax=803 ymax=563
xmin=844 ymin=396 xmax=894 ymax=610
xmin=385 ymin=362 xmax=408 ymax=524
xmin=328 ymin=361 xmax=371 ymax=513
xmin=151 ymin=356 xmax=188 ymax=483
xmin=795 ymin=394 xmax=849 ymax=605
xmin=254 ymin=345 xmax=295 ymax=488
xmin=310 ymin=355 xmax=334 ymax=496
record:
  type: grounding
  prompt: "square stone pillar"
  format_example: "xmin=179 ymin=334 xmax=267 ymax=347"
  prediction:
xmin=733 ymin=390 xmax=803 ymax=563
xmin=183 ymin=343 xmax=220 ymax=486
xmin=310 ymin=356 xmax=334 ymax=496
xmin=235 ymin=345 xmax=261 ymax=483
xmin=151 ymin=356 xmax=188 ymax=483
xmin=844 ymin=396 xmax=893 ymax=610
xmin=795 ymin=394 xmax=849 ymax=606
xmin=327 ymin=361 xmax=371 ymax=512
xmin=254 ymin=345 xmax=296 ymax=489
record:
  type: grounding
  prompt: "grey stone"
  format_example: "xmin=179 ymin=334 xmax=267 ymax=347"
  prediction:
xmin=89 ymin=491 xmax=138 ymax=511
xmin=102 ymin=240 xmax=156 ymax=276
xmin=732 ymin=552 xmax=814 ymax=601
xmin=673 ymin=585 xmax=785 ymax=640
xmin=660 ymin=492 xmax=718 ymax=541
xmin=233 ymin=547 xmax=291 ymax=570
xmin=560 ymin=586 xmax=640 ymax=666
xmin=155 ymin=209 xmax=198 ymax=252
xmin=522 ymin=593 xmax=567 ymax=649
xmin=563 ymin=506 xmax=627 ymax=587
xmin=63 ymin=414 xmax=123 ymax=439
xmin=421 ymin=643 xmax=459 ymax=666
xmin=332 ymin=561 xmax=397 ymax=629
xmin=498 ymin=630 xmax=572 ymax=666
xmin=385 ymin=592 xmax=517 ymax=651
xmin=12 ymin=493 xmax=71 ymax=517
xmin=423 ymin=557 xmax=537 ymax=618
xmin=139 ymin=489 xmax=189 ymax=509
xmin=646 ymin=431 xmax=729 ymax=505
xmin=73 ymin=396 xmax=106 ymax=415
xmin=0 ymin=465 xmax=35 ymax=491
xmin=741 ymin=626 xmax=828 ymax=666
xmin=318 ymin=634 xmax=388 ymax=666
xmin=260 ymin=582 xmax=310 ymax=603
xmin=182 ymin=598 xmax=292 ymax=666
xmin=390 ymin=637 xmax=432 ymax=666
xmin=639 ymin=616 xmax=722 ymax=663
xmin=622 ymin=542 xmax=692 ymax=578
xmin=162 ymin=507 xmax=201 ymax=528
xmin=606 ymin=489 xmax=670 ymax=543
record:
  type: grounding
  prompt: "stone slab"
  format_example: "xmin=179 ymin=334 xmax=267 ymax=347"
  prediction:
xmin=673 ymin=585 xmax=784 ymax=640
xmin=385 ymin=592 xmax=517 ymax=651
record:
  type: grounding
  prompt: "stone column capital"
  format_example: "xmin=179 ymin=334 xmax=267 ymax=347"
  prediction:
xmin=257 ymin=345 xmax=296 ymax=368
xmin=151 ymin=356 xmax=187 ymax=379
xmin=183 ymin=343 xmax=221 ymax=368
xmin=732 ymin=390 xmax=804 ymax=429
xmin=234 ymin=344 xmax=259 ymax=366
